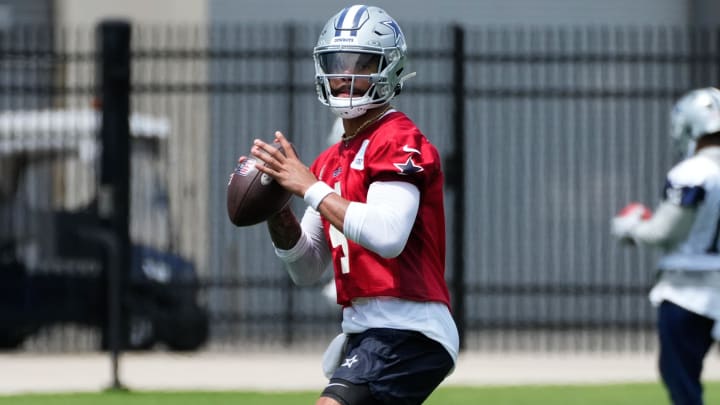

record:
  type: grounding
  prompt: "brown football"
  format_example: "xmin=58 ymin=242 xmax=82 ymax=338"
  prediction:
xmin=227 ymin=143 xmax=293 ymax=227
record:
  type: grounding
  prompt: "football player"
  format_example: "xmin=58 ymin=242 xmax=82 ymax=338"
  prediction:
xmin=611 ymin=87 xmax=720 ymax=405
xmin=249 ymin=5 xmax=458 ymax=405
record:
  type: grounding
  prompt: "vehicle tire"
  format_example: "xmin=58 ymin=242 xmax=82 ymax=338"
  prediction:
xmin=158 ymin=304 xmax=209 ymax=351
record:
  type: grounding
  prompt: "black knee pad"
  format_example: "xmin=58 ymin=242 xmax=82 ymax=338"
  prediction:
xmin=320 ymin=378 xmax=380 ymax=405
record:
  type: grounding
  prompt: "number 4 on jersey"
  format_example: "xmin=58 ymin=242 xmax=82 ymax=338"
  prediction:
xmin=329 ymin=182 xmax=350 ymax=274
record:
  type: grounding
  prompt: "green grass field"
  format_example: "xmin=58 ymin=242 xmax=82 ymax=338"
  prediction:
xmin=1 ymin=382 xmax=718 ymax=405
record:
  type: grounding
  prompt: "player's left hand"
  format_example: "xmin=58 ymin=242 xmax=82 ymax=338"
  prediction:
xmin=251 ymin=131 xmax=317 ymax=198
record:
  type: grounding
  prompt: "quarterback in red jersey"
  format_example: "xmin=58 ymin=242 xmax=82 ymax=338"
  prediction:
xmin=310 ymin=111 xmax=449 ymax=308
xmin=247 ymin=5 xmax=458 ymax=405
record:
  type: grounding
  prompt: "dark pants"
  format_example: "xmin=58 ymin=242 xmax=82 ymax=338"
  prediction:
xmin=326 ymin=328 xmax=454 ymax=405
xmin=657 ymin=301 xmax=716 ymax=405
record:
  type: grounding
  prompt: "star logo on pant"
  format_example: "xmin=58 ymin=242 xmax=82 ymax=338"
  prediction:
xmin=341 ymin=354 xmax=359 ymax=368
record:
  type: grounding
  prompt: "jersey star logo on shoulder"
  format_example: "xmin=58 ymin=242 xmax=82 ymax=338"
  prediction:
xmin=393 ymin=157 xmax=424 ymax=175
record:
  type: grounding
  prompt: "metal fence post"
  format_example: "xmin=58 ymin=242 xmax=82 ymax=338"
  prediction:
xmin=284 ymin=22 xmax=296 ymax=347
xmin=450 ymin=25 xmax=466 ymax=351
xmin=97 ymin=19 xmax=131 ymax=391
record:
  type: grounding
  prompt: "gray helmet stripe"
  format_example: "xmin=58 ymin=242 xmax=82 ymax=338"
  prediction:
xmin=335 ymin=5 xmax=367 ymax=37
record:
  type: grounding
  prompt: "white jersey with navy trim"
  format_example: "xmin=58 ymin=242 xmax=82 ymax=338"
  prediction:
xmin=656 ymin=146 xmax=720 ymax=271
xmin=649 ymin=147 xmax=720 ymax=337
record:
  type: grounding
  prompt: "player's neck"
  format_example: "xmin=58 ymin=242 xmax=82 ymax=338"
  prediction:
xmin=696 ymin=133 xmax=720 ymax=151
xmin=342 ymin=105 xmax=392 ymax=143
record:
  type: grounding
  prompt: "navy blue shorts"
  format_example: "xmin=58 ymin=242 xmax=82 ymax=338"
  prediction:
xmin=321 ymin=328 xmax=454 ymax=405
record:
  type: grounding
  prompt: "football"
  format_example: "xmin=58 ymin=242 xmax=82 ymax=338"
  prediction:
xmin=226 ymin=143 xmax=293 ymax=227
xmin=617 ymin=202 xmax=652 ymax=220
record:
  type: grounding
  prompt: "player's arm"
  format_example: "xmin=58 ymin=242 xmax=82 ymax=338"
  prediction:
xmin=269 ymin=205 xmax=331 ymax=285
xmin=612 ymin=180 xmax=700 ymax=247
xmin=309 ymin=180 xmax=420 ymax=258
xmin=304 ymin=182 xmax=350 ymax=232
xmin=256 ymin=133 xmax=419 ymax=258
xmin=625 ymin=201 xmax=696 ymax=246
xmin=266 ymin=205 xmax=301 ymax=250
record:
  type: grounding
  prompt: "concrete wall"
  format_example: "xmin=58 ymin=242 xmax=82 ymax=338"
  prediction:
xmin=56 ymin=0 xmax=206 ymax=26
xmin=4 ymin=0 xmax=717 ymax=31
xmin=0 ymin=0 xmax=52 ymax=27
xmin=209 ymin=0 xmax=689 ymax=26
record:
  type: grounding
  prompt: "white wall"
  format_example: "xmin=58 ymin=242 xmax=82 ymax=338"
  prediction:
xmin=54 ymin=0 xmax=211 ymax=269
xmin=56 ymin=0 xmax=207 ymax=26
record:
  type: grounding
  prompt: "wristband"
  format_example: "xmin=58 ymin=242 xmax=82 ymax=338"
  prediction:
xmin=304 ymin=181 xmax=334 ymax=210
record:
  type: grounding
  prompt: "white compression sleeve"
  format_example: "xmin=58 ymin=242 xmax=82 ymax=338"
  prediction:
xmin=343 ymin=181 xmax=420 ymax=258
xmin=630 ymin=200 xmax=696 ymax=247
xmin=274 ymin=206 xmax=332 ymax=285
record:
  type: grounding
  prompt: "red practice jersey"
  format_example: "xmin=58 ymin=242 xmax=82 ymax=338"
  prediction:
xmin=310 ymin=111 xmax=450 ymax=308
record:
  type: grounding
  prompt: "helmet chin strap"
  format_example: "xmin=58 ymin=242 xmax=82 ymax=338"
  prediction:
xmin=332 ymin=105 xmax=368 ymax=119
xmin=399 ymin=71 xmax=417 ymax=85
xmin=393 ymin=71 xmax=416 ymax=96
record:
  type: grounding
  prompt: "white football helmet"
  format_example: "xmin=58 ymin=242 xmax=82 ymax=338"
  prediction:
xmin=671 ymin=87 xmax=720 ymax=157
xmin=313 ymin=5 xmax=415 ymax=119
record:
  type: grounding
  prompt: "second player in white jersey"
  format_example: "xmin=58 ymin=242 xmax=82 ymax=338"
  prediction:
xmin=611 ymin=87 xmax=720 ymax=405
xmin=655 ymin=150 xmax=720 ymax=271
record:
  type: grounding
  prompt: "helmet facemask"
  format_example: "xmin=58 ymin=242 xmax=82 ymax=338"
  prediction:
xmin=314 ymin=50 xmax=398 ymax=118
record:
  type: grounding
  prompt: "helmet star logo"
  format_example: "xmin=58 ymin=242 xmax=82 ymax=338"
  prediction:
xmin=341 ymin=354 xmax=359 ymax=368
xmin=381 ymin=20 xmax=402 ymax=44
xmin=393 ymin=157 xmax=424 ymax=175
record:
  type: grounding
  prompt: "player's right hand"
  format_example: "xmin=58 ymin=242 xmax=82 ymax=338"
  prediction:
xmin=610 ymin=202 xmax=652 ymax=242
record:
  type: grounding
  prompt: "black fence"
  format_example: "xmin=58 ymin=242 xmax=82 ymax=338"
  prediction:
xmin=1 ymin=21 xmax=718 ymax=355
